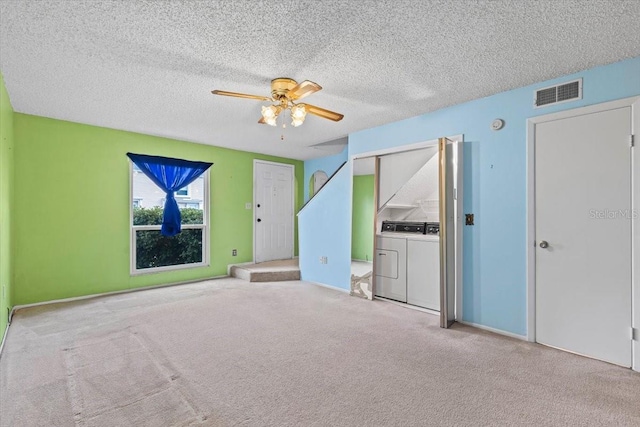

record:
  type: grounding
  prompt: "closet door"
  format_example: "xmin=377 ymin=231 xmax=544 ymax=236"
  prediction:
xmin=439 ymin=137 xmax=459 ymax=328
xmin=535 ymin=107 xmax=632 ymax=367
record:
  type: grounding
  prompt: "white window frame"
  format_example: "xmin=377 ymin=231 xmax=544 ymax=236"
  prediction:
xmin=129 ymin=161 xmax=210 ymax=275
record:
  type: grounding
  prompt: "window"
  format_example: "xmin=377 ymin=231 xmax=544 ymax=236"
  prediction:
xmin=130 ymin=163 xmax=209 ymax=274
xmin=175 ymin=186 xmax=190 ymax=197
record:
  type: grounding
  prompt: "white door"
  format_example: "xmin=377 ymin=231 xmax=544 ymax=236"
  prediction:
xmin=535 ymin=107 xmax=632 ymax=367
xmin=254 ymin=161 xmax=294 ymax=263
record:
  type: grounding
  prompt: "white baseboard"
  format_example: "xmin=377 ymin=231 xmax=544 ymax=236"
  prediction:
xmin=10 ymin=275 xmax=229 ymax=318
xmin=458 ymin=320 xmax=528 ymax=341
xmin=307 ymin=281 xmax=350 ymax=293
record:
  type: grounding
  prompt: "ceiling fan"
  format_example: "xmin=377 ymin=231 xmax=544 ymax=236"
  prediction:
xmin=212 ymin=78 xmax=344 ymax=127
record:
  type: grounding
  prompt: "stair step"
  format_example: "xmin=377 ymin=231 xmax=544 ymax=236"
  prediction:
xmin=230 ymin=259 xmax=300 ymax=282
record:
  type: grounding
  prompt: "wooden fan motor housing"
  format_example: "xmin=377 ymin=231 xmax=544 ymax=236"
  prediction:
xmin=270 ymin=78 xmax=298 ymax=99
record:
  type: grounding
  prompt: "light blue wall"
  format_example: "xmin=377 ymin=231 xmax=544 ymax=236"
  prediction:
xmin=303 ymin=146 xmax=348 ymax=202
xmin=298 ymin=163 xmax=352 ymax=290
xmin=300 ymin=56 xmax=640 ymax=336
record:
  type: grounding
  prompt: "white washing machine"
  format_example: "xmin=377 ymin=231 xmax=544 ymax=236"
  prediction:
xmin=374 ymin=221 xmax=440 ymax=307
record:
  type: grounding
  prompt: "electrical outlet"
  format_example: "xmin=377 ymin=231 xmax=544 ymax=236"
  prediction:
xmin=245 ymin=203 xmax=252 ymax=210
xmin=319 ymin=256 xmax=328 ymax=264
xmin=232 ymin=249 xmax=237 ymax=256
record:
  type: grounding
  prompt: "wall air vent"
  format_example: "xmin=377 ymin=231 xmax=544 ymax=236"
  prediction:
xmin=534 ymin=78 xmax=582 ymax=108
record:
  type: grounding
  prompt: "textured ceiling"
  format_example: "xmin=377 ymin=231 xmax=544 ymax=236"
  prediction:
xmin=1 ymin=1 xmax=639 ymax=160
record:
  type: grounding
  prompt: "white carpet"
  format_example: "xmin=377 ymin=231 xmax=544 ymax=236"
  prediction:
xmin=1 ymin=278 xmax=639 ymax=426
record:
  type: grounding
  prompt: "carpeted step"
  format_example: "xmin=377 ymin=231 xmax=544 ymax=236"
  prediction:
xmin=230 ymin=259 xmax=300 ymax=282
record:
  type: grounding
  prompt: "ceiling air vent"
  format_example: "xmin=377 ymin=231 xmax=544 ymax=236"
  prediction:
xmin=534 ymin=78 xmax=582 ymax=108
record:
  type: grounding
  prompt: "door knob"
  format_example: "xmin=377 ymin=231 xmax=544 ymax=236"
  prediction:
xmin=539 ymin=240 xmax=549 ymax=249
xmin=257 ymin=218 xmax=262 ymax=222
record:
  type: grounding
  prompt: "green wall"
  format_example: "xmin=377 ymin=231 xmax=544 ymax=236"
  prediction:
xmin=0 ymin=74 xmax=13 ymax=340
xmin=351 ymin=174 xmax=374 ymax=261
xmin=13 ymin=114 xmax=304 ymax=305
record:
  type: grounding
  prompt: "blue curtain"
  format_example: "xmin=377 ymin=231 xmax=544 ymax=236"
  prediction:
xmin=127 ymin=153 xmax=213 ymax=237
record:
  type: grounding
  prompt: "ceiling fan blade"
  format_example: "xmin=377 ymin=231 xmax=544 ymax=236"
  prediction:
xmin=288 ymin=80 xmax=322 ymax=100
xmin=258 ymin=117 xmax=266 ymax=124
xmin=211 ymin=90 xmax=272 ymax=101
xmin=304 ymin=104 xmax=344 ymax=122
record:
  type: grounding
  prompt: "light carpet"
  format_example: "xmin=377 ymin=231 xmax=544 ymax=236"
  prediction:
xmin=1 ymin=278 xmax=639 ymax=426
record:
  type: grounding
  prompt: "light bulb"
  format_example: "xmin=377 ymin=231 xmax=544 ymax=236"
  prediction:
xmin=291 ymin=104 xmax=306 ymax=120
xmin=261 ymin=105 xmax=278 ymax=119
xmin=290 ymin=104 xmax=306 ymax=127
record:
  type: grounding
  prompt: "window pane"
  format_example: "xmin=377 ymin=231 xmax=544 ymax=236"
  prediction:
xmin=133 ymin=206 xmax=163 ymax=225
xmin=135 ymin=228 xmax=203 ymax=270
xmin=132 ymin=171 xmax=205 ymax=225
xmin=132 ymin=170 xmax=165 ymax=209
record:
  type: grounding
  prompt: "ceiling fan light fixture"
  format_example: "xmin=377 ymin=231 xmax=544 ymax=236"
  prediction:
xmin=261 ymin=105 xmax=279 ymax=120
xmin=290 ymin=104 xmax=307 ymax=127
xmin=291 ymin=103 xmax=306 ymax=119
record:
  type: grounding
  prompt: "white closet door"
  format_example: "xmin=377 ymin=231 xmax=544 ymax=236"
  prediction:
xmin=535 ymin=107 xmax=632 ymax=367
xmin=439 ymin=138 xmax=458 ymax=328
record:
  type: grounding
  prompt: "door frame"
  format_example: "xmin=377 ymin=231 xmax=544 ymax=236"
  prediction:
xmin=349 ymin=134 xmax=464 ymax=323
xmin=253 ymin=159 xmax=295 ymax=263
xmin=526 ymin=95 xmax=640 ymax=371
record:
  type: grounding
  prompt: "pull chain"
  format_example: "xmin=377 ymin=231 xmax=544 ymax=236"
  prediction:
xmin=281 ymin=110 xmax=287 ymax=140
